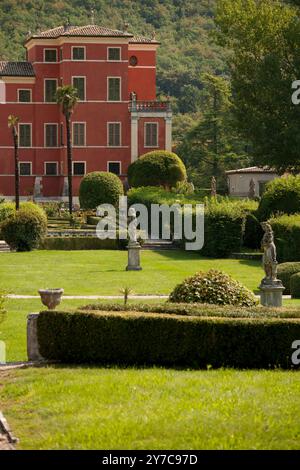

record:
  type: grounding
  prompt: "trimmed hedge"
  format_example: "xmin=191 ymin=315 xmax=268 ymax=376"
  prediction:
xmin=1 ymin=202 xmax=47 ymax=251
xmin=243 ymin=211 xmax=263 ymax=249
xmin=79 ymin=171 xmax=124 ymax=209
xmin=37 ymin=310 xmax=300 ymax=368
xmin=39 ymin=237 xmax=118 ymax=250
xmin=258 ymin=175 xmax=300 ymax=220
xmin=270 ymin=214 xmax=300 ymax=262
xmin=290 ymin=272 xmax=300 ymax=299
xmin=277 ymin=262 xmax=300 ymax=295
xmin=128 ymin=151 xmax=187 ymax=189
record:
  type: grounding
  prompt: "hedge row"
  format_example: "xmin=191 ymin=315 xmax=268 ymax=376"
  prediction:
xmin=270 ymin=214 xmax=300 ymax=262
xmin=39 ymin=237 xmax=118 ymax=250
xmin=37 ymin=310 xmax=300 ymax=368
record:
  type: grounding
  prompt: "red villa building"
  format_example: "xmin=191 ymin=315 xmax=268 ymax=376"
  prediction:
xmin=0 ymin=24 xmax=172 ymax=200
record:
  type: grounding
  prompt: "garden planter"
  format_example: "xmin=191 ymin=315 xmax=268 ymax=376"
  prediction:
xmin=38 ymin=288 xmax=64 ymax=310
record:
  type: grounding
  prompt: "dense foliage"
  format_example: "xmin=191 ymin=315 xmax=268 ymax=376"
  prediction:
xmin=1 ymin=202 xmax=47 ymax=251
xmin=39 ymin=237 xmax=118 ymax=250
xmin=79 ymin=171 xmax=124 ymax=209
xmin=169 ymin=269 xmax=257 ymax=306
xmin=270 ymin=214 xmax=300 ymax=262
xmin=258 ymin=176 xmax=300 ymax=220
xmin=37 ymin=309 xmax=300 ymax=368
xmin=128 ymin=151 xmax=187 ymax=189
xmin=277 ymin=262 xmax=300 ymax=294
xmin=290 ymin=272 xmax=300 ymax=298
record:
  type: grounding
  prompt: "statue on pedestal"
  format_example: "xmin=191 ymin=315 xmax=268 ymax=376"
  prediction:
xmin=248 ymin=178 xmax=256 ymax=199
xmin=128 ymin=207 xmax=138 ymax=245
xmin=126 ymin=207 xmax=142 ymax=271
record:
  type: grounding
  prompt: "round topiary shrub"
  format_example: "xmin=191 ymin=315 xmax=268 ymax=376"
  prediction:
xmin=169 ymin=269 xmax=257 ymax=306
xmin=1 ymin=202 xmax=47 ymax=252
xmin=128 ymin=150 xmax=187 ymax=189
xmin=79 ymin=171 xmax=124 ymax=209
xmin=277 ymin=262 xmax=300 ymax=294
xmin=290 ymin=272 xmax=300 ymax=298
xmin=257 ymin=175 xmax=300 ymax=220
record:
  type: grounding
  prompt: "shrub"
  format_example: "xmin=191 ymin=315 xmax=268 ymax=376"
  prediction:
xmin=243 ymin=211 xmax=264 ymax=249
xmin=128 ymin=151 xmax=187 ymax=189
xmin=290 ymin=272 xmax=300 ymax=299
xmin=169 ymin=270 xmax=257 ymax=307
xmin=1 ymin=203 xmax=47 ymax=251
xmin=0 ymin=201 xmax=15 ymax=224
xmin=270 ymin=214 xmax=300 ymax=262
xmin=79 ymin=172 xmax=124 ymax=209
xmin=39 ymin=237 xmax=118 ymax=250
xmin=277 ymin=262 xmax=300 ymax=294
xmin=257 ymin=175 xmax=300 ymax=220
xmin=37 ymin=310 xmax=300 ymax=368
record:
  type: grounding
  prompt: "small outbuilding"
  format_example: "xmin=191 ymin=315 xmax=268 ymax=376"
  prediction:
xmin=225 ymin=166 xmax=278 ymax=198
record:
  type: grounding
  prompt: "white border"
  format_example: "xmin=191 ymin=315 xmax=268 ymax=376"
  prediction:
xmin=43 ymin=48 xmax=58 ymax=63
xmin=144 ymin=122 xmax=159 ymax=148
xmin=71 ymin=45 xmax=86 ymax=61
xmin=44 ymin=161 xmax=59 ymax=176
xmin=19 ymin=161 xmax=32 ymax=176
xmin=72 ymin=161 xmax=86 ymax=176
xmin=18 ymin=123 xmax=32 ymax=148
xmin=107 ymin=76 xmax=121 ymax=102
xmin=107 ymin=47 xmax=121 ymax=61
xmin=44 ymin=78 xmax=58 ymax=102
xmin=72 ymin=76 xmax=86 ymax=101
xmin=17 ymin=89 xmax=32 ymax=103
xmin=72 ymin=122 xmax=86 ymax=146
xmin=107 ymin=122 xmax=121 ymax=147
xmin=107 ymin=160 xmax=121 ymax=175
xmin=44 ymin=123 xmax=58 ymax=148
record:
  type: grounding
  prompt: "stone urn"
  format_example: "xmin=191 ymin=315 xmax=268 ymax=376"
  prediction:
xmin=38 ymin=288 xmax=64 ymax=310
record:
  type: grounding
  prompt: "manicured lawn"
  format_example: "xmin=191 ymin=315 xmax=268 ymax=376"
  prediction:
xmin=0 ymin=367 xmax=299 ymax=450
xmin=0 ymin=250 xmax=262 ymax=295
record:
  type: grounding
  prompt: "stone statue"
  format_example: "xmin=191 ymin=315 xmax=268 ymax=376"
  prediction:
xmin=128 ymin=207 xmax=138 ymax=244
xmin=248 ymin=178 xmax=255 ymax=199
xmin=261 ymin=222 xmax=278 ymax=283
xmin=211 ymin=176 xmax=217 ymax=197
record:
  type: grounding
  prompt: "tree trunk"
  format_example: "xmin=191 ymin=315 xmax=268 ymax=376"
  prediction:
xmin=66 ymin=115 xmax=73 ymax=215
xmin=13 ymin=127 xmax=20 ymax=210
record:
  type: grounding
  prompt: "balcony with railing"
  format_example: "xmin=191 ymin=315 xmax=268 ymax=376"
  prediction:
xmin=129 ymin=100 xmax=171 ymax=113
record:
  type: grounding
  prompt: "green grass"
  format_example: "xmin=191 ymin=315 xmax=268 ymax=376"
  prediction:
xmin=0 ymin=250 xmax=262 ymax=295
xmin=0 ymin=367 xmax=299 ymax=450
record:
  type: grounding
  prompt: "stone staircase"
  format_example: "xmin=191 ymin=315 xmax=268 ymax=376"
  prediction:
xmin=0 ymin=241 xmax=10 ymax=252
xmin=142 ymin=239 xmax=177 ymax=250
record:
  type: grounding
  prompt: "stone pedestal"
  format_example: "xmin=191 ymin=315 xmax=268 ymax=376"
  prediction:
xmin=27 ymin=313 xmax=44 ymax=361
xmin=126 ymin=242 xmax=142 ymax=271
xmin=259 ymin=280 xmax=285 ymax=307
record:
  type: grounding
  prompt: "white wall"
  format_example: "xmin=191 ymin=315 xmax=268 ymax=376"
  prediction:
xmin=227 ymin=172 xmax=278 ymax=197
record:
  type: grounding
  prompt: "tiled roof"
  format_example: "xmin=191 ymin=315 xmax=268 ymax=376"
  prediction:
xmin=29 ymin=24 xmax=133 ymax=39
xmin=226 ymin=166 xmax=277 ymax=174
xmin=130 ymin=34 xmax=159 ymax=44
xmin=0 ymin=61 xmax=35 ymax=77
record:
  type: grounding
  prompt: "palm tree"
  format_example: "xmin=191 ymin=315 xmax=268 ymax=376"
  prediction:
xmin=8 ymin=115 xmax=20 ymax=210
xmin=56 ymin=85 xmax=79 ymax=214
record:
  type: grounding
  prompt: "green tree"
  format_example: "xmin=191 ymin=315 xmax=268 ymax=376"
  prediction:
xmin=215 ymin=0 xmax=300 ymax=173
xmin=56 ymin=85 xmax=79 ymax=214
xmin=8 ymin=114 xmax=20 ymax=210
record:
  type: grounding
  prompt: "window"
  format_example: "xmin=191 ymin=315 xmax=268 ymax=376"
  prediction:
xmin=108 ymin=161 xmax=121 ymax=175
xmin=72 ymin=47 xmax=85 ymax=60
xmin=19 ymin=162 xmax=31 ymax=176
xmin=45 ymin=162 xmax=58 ymax=176
xmin=108 ymin=77 xmax=121 ymax=101
xmin=108 ymin=47 xmax=121 ymax=61
xmin=44 ymin=49 xmax=57 ymax=62
xmin=19 ymin=124 xmax=31 ymax=147
xmin=72 ymin=77 xmax=85 ymax=101
xmin=45 ymin=124 xmax=58 ymax=147
xmin=73 ymin=123 xmax=85 ymax=146
xmin=73 ymin=162 xmax=85 ymax=176
xmin=45 ymin=79 xmax=57 ymax=102
xmin=108 ymin=122 xmax=121 ymax=147
xmin=145 ymin=123 xmax=158 ymax=147
xmin=18 ymin=89 xmax=31 ymax=102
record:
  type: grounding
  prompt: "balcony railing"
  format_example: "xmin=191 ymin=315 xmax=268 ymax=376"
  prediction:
xmin=129 ymin=100 xmax=171 ymax=113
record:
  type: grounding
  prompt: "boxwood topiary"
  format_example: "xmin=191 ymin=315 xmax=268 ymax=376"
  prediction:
xmin=128 ymin=150 xmax=187 ymax=189
xmin=169 ymin=269 xmax=257 ymax=306
xmin=290 ymin=272 xmax=300 ymax=299
xmin=257 ymin=175 xmax=300 ymax=220
xmin=277 ymin=262 xmax=300 ymax=294
xmin=1 ymin=202 xmax=47 ymax=251
xmin=79 ymin=171 xmax=124 ymax=209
